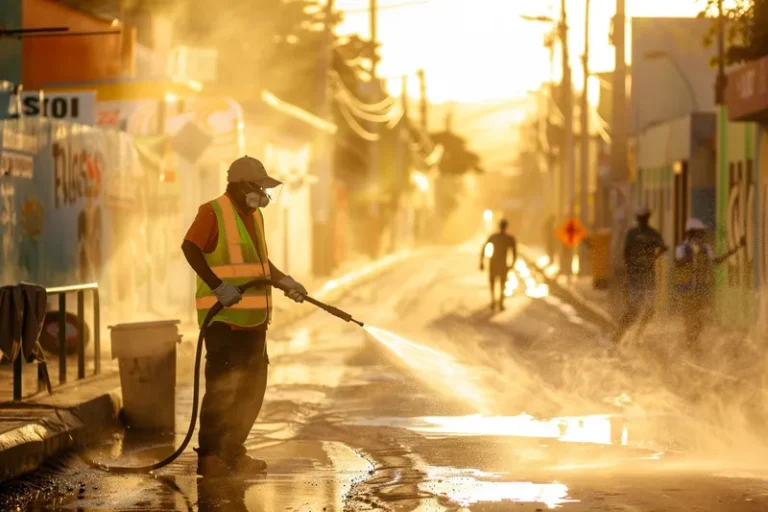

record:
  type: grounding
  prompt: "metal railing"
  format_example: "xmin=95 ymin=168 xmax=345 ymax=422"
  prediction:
xmin=12 ymin=283 xmax=100 ymax=401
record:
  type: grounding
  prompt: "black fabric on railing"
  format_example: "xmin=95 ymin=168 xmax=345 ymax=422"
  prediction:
xmin=19 ymin=283 xmax=47 ymax=362
xmin=0 ymin=284 xmax=47 ymax=363
xmin=0 ymin=285 xmax=24 ymax=362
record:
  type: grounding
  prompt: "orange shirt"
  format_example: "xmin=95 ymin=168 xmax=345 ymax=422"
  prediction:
xmin=185 ymin=193 xmax=281 ymax=330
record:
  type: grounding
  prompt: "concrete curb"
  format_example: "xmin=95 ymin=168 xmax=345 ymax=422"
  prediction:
xmin=0 ymin=386 xmax=121 ymax=482
xmin=518 ymin=245 xmax=617 ymax=331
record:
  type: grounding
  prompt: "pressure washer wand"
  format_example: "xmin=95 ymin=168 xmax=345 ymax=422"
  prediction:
xmin=237 ymin=278 xmax=364 ymax=327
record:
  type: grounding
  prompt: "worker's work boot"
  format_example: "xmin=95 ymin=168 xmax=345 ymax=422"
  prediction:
xmin=230 ymin=454 xmax=268 ymax=475
xmin=197 ymin=455 xmax=230 ymax=478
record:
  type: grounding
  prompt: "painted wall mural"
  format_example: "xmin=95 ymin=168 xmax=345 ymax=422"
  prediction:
xmin=759 ymin=131 xmax=768 ymax=291
xmin=725 ymin=159 xmax=755 ymax=288
xmin=0 ymin=118 xmax=152 ymax=326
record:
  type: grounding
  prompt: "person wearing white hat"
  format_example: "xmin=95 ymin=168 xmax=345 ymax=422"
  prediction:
xmin=611 ymin=206 xmax=668 ymax=343
xmin=674 ymin=217 xmax=745 ymax=354
xmin=181 ymin=156 xmax=308 ymax=477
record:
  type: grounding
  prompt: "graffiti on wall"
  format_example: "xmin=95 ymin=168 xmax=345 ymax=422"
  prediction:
xmin=52 ymin=142 xmax=103 ymax=208
xmin=0 ymin=181 xmax=17 ymax=281
xmin=52 ymin=141 xmax=104 ymax=283
xmin=762 ymin=178 xmax=768 ymax=288
xmin=726 ymin=160 xmax=755 ymax=287
xmin=760 ymin=131 xmax=768 ymax=291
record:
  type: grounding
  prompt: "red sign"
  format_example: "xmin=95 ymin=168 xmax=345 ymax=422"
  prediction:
xmin=556 ymin=217 xmax=587 ymax=248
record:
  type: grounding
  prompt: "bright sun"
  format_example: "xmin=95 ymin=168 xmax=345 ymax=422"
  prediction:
xmin=336 ymin=0 xmax=705 ymax=103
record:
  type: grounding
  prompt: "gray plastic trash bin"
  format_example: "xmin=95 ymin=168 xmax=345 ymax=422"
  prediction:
xmin=110 ymin=320 xmax=180 ymax=432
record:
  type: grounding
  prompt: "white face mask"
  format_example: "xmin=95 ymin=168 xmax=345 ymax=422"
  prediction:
xmin=243 ymin=184 xmax=271 ymax=209
xmin=246 ymin=192 xmax=269 ymax=208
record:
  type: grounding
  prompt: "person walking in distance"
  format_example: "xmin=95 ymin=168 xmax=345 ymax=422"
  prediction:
xmin=181 ymin=156 xmax=308 ymax=477
xmin=674 ymin=218 xmax=745 ymax=357
xmin=612 ymin=207 xmax=668 ymax=343
xmin=480 ymin=219 xmax=517 ymax=311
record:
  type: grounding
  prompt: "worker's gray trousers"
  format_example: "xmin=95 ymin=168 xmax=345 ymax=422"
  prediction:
xmin=197 ymin=322 xmax=269 ymax=461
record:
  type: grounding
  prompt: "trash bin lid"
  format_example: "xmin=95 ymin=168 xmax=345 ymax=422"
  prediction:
xmin=109 ymin=319 xmax=181 ymax=331
xmin=110 ymin=320 xmax=181 ymax=359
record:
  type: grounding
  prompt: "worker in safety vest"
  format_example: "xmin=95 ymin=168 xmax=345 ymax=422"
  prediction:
xmin=674 ymin=218 xmax=744 ymax=355
xmin=480 ymin=219 xmax=517 ymax=311
xmin=611 ymin=206 xmax=668 ymax=343
xmin=181 ymin=156 xmax=307 ymax=477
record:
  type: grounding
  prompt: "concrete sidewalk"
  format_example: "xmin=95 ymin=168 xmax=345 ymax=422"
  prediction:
xmin=518 ymin=244 xmax=620 ymax=332
xmin=0 ymin=249 xmax=420 ymax=484
xmin=0 ymin=367 xmax=121 ymax=482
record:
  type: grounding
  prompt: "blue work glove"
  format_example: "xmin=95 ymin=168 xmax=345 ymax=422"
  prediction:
xmin=278 ymin=276 xmax=307 ymax=303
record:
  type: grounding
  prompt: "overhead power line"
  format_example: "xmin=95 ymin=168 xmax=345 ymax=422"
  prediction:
xmin=339 ymin=0 xmax=432 ymax=14
xmin=338 ymin=100 xmax=381 ymax=141
xmin=331 ymin=73 xmax=396 ymax=113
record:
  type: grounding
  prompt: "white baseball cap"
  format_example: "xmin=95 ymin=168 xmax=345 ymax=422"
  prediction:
xmin=685 ymin=218 xmax=708 ymax=232
xmin=635 ymin=206 xmax=651 ymax=217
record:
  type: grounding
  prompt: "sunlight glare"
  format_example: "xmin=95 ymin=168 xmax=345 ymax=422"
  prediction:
xmin=405 ymin=413 xmax=624 ymax=446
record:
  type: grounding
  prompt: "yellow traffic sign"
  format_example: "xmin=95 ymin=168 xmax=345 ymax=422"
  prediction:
xmin=556 ymin=217 xmax=587 ymax=248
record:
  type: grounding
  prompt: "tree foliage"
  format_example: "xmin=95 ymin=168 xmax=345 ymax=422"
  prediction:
xmin=172 ymin=0 xmax=377 ymax=112
xmin=430 ymin=130 xmax=483 ymax=176
xmin=698 ymin=0 xmax=768 ymax=64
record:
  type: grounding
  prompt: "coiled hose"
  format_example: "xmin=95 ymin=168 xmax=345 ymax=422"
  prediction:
xmin=45 ymin=277 xmax=363 ymax=474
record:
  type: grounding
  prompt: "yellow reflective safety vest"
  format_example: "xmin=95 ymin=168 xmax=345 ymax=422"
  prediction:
xmin=195 ymin=195 xmax=272 ymax=328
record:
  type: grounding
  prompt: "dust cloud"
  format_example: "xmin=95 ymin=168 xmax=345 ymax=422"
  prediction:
xmin=364 ymin=250 xmax=768 ymax=473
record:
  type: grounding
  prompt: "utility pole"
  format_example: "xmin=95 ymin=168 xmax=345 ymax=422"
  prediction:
xmin=560 ymin=0 xmax=574 ymax=276
xmin=417 ymin=68 xmax=427 ymax=132
xmin=370 ymin=0 xmax=378 ymax=77
xmin=398 ymin=73 xmax=409 ymax=250
xmin=715 ymin=0 xmax=726 ymax=104
xmin=580 ymin=0 xmax=591 ymax=271
xmin=314 ymin=0 xmax=336 ymax=275
xmin=611 ymin=0 xmax=628 ymax=275
xmin=369 ymin=0 xmax=380 ymax=224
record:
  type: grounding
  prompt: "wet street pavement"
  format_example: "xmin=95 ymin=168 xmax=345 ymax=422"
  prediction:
xmin=3 ymin=242 xmax=768 ymax=511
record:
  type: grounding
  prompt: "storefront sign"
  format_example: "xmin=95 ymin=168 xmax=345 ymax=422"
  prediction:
xmin=726 ymin=54 xmax=768 ymax=122
xmin=20 ymin=91 xmax=96 ymax=125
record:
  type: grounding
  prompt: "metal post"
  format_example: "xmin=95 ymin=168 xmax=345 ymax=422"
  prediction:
xmin=37 ymin=362 xmax=46 ymax=394
xmin=560 ymin=0 xmax=574 ymax=276
xmin=93 ymin=290 xmax=101 ymax=375
xmin=611 ymin=0 xmax=628 ymax=275
xmin=13 ymin=356 xmax=22 ymax=401
xmin=580 ymin=0 xmax=591 ymax=271
xmin=77 ymin=290 xmax=85 ymax=379
xmin=58 ymin=293 xmax=67 ymax=384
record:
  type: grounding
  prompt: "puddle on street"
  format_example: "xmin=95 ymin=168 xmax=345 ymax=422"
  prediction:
xmin=349 ymin=413 xmax=630 ymax=446
xmin=420 ymin=466 xmax=578 ymax=509
xmin=30 ymin=440 xmax=372 ymax=512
